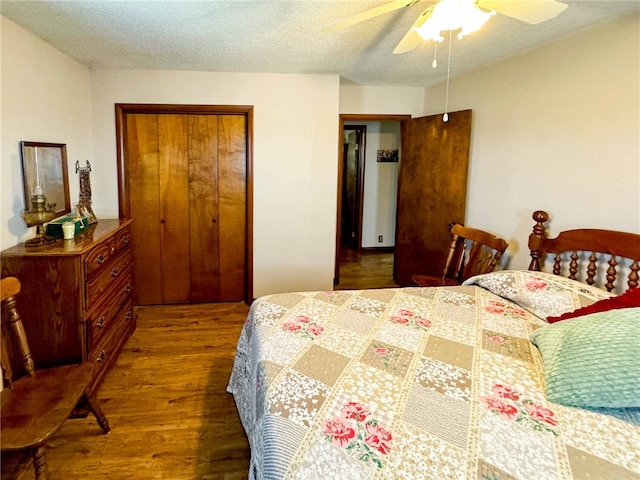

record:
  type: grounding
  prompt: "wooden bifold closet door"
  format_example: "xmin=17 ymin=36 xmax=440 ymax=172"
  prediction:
xmin=125 ymin=113 xmax=246 ymax=305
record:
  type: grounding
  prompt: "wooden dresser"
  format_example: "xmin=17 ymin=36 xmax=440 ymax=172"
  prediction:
xmin=1 ymin=219 xmax=135 ymax=393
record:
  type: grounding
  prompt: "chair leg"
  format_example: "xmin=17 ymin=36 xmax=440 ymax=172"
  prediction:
xmin=84 ymin=391 xmax=111 ymax=434
xmin=32 ymin=445 xmax=48 ymax=480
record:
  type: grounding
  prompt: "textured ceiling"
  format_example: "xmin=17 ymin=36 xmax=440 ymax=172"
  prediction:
xmin=1 ymin=1 xmax=638 ymax=87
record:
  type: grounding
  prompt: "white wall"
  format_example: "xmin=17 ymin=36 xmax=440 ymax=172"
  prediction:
xmin=1 ymin=16 xmax=92 ymax=249
xmin=345 ymin=121 xmax=401 ymax=248
xmin=424 ymin=13 xmax=640 ymax=270
xmin=90 ymin=69 xmax=340 ymax=297
xmin=340 ymin=85 xmax=424 ymax=116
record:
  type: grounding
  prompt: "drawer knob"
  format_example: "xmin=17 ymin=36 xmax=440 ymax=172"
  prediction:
xmin=122 ymin=235 xmax=130 ymax=244
xmin=95 ymin=316 xmax=106 ymax=328
xmin=111 ymin=268 xmax=119 ymax=277
xmin=96 ymin=254 xmax=105 ymax=264
xmin=125 ymin=284 xmax=132 ymax=294
xmin=97 ymin=349 xmax=107 ymax=362
xmin=125 ymin=311 xmax=132 ymax=321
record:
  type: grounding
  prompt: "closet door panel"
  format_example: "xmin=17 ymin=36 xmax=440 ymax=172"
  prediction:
xmin=158 ymin=114 xmax=191 ymax=303
xmin=127 ymin=114 xmax=162 ymax=305
xmin=218 ymin=115 xmax=247 ymax=301
xmin=188 ymin=115 xmax=220 ymax=302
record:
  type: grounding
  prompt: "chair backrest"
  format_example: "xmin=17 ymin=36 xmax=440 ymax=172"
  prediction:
xmin=1 ymin=277 xmax=35 ymax=389
xmin=443 ymin=224 xmax=509 ymax=283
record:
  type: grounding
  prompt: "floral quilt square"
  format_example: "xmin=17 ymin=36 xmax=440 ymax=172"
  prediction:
xmin=320 ymin=396 xmax=394 ymax=471
xmin=314 ymin=290 xmax=354 ymax=306
xmin=482 ymin=329 xmax=535 ymax=364
xmin=388 ymin=295 xmax=434 ymax=320
xmin=375 ymin=321 xmax=424 ymax=352
xmin=479 ymin=405 xmax=557 ymax=480
xmin=288 ymin=297 xmax=337 ymax=324
xmin=361 ymin=340 xmax=413 ymax=377
xmin=292 ymin=432 xmax=373 ymax=480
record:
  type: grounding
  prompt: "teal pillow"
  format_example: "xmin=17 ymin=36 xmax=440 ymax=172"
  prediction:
xmin=530 ymin=307 xmax=640 ymax=408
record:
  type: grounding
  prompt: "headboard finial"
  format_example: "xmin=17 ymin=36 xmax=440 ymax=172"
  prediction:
xmin=532 ymin=210 xmax=549 ymax=223
xmin=528 ymin=210 xmax=549 ymax=271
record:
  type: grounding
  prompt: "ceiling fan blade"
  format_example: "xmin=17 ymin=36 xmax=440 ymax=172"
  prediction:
xmin=477 ymin=0 xmax=568 ymax=24
xmin=322 ymin=0 xmax=420 ymax=32
xmin=393 ymin=8 xmax=431 ymax=54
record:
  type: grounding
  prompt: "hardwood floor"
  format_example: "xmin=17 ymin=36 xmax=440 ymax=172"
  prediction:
xmin=2 ymin=251 xmax=397 ymax=479
xmin=336 ymin=246 xmax=400 ymax=290
xmin=2 ymin=303 xmax=252 ymax=480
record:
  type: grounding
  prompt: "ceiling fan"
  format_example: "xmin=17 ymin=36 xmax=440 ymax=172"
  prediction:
xmin=322 ymin=0 xmax=568 ymax=54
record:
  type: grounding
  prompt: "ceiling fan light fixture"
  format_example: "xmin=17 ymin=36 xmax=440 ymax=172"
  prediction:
xmin=414 ymin=0 xmax=495 ymax=42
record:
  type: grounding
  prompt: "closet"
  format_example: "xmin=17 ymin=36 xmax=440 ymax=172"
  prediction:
xmin=117 ymin=105 xmax=250 ymax=305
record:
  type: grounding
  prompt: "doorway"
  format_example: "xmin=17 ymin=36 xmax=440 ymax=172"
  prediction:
xmin=334 ymin=114 xmax=410 ymax=288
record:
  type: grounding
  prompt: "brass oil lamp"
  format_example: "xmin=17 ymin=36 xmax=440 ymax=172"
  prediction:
xmin=21 ymin=187 xmax=57 ymax=247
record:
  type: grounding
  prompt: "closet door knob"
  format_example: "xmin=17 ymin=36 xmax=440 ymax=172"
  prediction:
xmin=160 ymin=218 xmax=167 ymax=224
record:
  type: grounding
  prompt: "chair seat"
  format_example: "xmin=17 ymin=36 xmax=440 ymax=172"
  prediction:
xmin=411 ymin=274 xmax=460 ymax=287
xmin=1 ymin=363 xmax=94 ymax=450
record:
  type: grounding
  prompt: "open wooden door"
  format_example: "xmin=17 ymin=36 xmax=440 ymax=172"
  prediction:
xmin=394 ymin=109 xmax=472 ymax=286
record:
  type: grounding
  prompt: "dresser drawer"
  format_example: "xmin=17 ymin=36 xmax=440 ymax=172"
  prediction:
xmin=113 ymin=225 xmax=132 ymax=255
xmin=89 ymin=300 xmax=134 ymax=376
xmin=86 ymin=272 xmax=132 ymax=351
xmin=85 ymin=239 xmax=116 ymax=279
xmin=86 ymin=249 xmax=132 ymax=309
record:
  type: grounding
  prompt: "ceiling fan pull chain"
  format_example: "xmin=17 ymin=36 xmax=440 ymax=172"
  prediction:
xmin=443 ymin=30 xmax=453 ymax=122
xmin=432 ymin=42 xmax=438 ymax=68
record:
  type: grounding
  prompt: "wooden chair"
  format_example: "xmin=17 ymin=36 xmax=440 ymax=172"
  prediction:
xmin=1 ymin=277 xmax=110 ymax=480
xmin=411 ymin=224 xmax=509 ymax=287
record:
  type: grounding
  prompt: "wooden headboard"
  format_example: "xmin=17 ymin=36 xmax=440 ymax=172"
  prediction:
xmin=528 ymin=210 xmax=640 ymax=292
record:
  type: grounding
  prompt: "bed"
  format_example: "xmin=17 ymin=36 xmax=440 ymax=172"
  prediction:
xmin=228 ymin=210 xmax=640 ymax=480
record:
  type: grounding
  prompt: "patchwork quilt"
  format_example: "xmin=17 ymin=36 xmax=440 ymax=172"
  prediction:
xmin=228 ymin=271 xmax=640 ymax=479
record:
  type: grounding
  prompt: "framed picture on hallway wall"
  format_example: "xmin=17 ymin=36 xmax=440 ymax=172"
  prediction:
xmin=377 ymin=149 xmax=398 ymax=162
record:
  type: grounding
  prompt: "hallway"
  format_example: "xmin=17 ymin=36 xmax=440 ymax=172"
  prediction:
xmin=335 ymin=247 xmax=400 ymax=290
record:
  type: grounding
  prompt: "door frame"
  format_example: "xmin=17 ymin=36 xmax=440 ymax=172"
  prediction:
xmin=115 ymin=103 xmax=254 ymax=302
xmin=342 ymin=125 xmax=367 ymax=252
xmin=334 ymin=114 xmax=411 ymax=285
